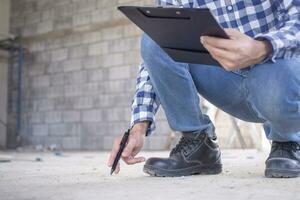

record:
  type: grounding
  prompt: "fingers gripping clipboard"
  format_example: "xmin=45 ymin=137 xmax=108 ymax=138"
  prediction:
xmin=118 ymin=6 xmax=229 ymax=66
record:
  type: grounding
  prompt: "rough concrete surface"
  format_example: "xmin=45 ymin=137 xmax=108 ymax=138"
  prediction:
xmin=0 ymin=150 xmax=299 ymax=200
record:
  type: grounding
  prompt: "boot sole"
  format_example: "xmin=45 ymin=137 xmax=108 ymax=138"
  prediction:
xmin=143 ymin=164 xmax=222 ymax=177
xmin=265 ymin=168 xmax=300 ymax=178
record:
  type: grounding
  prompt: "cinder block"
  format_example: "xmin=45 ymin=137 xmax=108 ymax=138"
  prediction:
xmin=37 ymin=20 xmax=53 ymax=34
xmin=34 ymin=99 xmax=55 ymax=111
xmin=51 ymin=48 xmax=68 ymax=62
xmin=22 ymin=24 xmax=37 ymax=37
xmin=73 ymin=97 xmax=93 ymax=109
xmin=28 ymin=63 xmax=46 ymax=77
xmin=106 ymin=108 xmax=126 ymax=122
xmin=63 ymin=59 xmax=82 ymax=72
xmin=88 ymin=42 xmax=109 ymax=56
xmin=155 ymin=120 xmax=172 ymax=135
xmin=68 ymin=45 xmax=88 ymax=58
xmin=63 ymin=34 xmax=83 ymax=47
xmin=29 ymin=41 xmax=46 ymax=52
xmin=31 ymin=87 xmax=48 ymax=99
xmin=102 ymin=136 xmax=115 ymax=150
xmin=64 ymin=84 xmax=83 ymax=97
xmin=81 ymin=136 xmax=102 ymax=150
xmin=41 ymin=9 xmax=55 ymax=21
xmin=25 ymin=11 xmax=41 ymax=24
xmin=54 ymin=97 xmax=73 ymax=110
xmin=31 ymin=75 xmax=50 ymax=88
xmin=47 ymin=62 xmax=63 ymax=74
xmin=64 ymin=71 xmax=87 ymax=84
xmin=91 ymin=7 xmax=112 ymax=23
xmin=33 ymin=51 xmax=51 ymax=63
xmin=47 ymin=86 xmax=64 ymax=98
xmin=106 ymin=121 xmax=129 ymax=136
xmin=82 ymin=83 xmax=100 ymax=96
xmin=62 ymin=136 xmax=81 ymax=150
xmin=44 ymin=111 xmax=62 ymax=124
xmin=123 ymin=24 xmax=142 ymax=37
xmin=50 ymin=74 xmax=65 ymax=86
xmin=108 ymin=66 xmax=130 ymax=80
xmin=93 ymin=95 xmax=114 ymax=108
xmin=81 ymin=122 xmax=105 ymax=136
xmin=49 ymin=123 xmax=82 ymax=137
xmin=75 ymin=0 xmax=96 ymax=13
xmin=82 ymin=31 xmax=102 ymax=44
xmin=65 ymin=123 xmax=82 ymax=136
xmin=55 ymin=16 xmax=73 ymax=30
xmin=96 ymin=0 xmax=115 ymax=8
xmin=48 ymin=123 xmax=66 ymax=136
xmin=102 ymin=26 xmax=123 ymax=40
xmin=55 ymin=3 xmax=76 ymax=18
xmin=28 ymin=112 xmax=44 ymax=124
xmin=102 ymin=53 xmax=123 ymax=67
xmin=82 ymin=109 xmax=103 ymax=122
xmin=109 ymin=37 xmax=140 ymax=53
xmin=82 ymin=56 xmax=102 ymax=69
xmin=104 ymin=80 xmax=128 ymax=94
xmin=46 ymin=37 xmax=63 ymax=50
xmin=62 ymin=111 xmax=80 ymax=122
xmin=88 ymin=69 xmax=105 ymax=82
xmin=148 ymin=136 xmax=169 ymax=151
xmin=123 ymin=51 xmax=141 ymax=65
xmin=32 ymin=124 xmax=48 ymax=137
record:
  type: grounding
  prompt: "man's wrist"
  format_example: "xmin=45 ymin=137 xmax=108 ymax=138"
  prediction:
xmin=254 ymin=40 xmax=273 ymax=63
xmin=131 ymin=121 xmax=150 ymax=136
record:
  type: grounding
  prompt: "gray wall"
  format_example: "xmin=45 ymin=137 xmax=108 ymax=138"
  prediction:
xmin=8 ymin=0 xmax=172 ymax=150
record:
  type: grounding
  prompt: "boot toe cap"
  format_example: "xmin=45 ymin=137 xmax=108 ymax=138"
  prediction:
xmin=145 ymin=157 xmax=175 ymax=170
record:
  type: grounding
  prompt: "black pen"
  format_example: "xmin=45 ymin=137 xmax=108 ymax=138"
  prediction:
xmin=110 ymin=129 xmax=131 ymax=175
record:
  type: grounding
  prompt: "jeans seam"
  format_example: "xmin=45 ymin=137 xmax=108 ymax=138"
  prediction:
xmin=243 ymin=76 xmax=265 ymax=122
xmin=186 ymin=63 xmax=203 ymax=128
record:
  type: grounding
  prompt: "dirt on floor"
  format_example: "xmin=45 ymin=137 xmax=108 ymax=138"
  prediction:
xmin=0 ymin=150 xmax=299 ymax=200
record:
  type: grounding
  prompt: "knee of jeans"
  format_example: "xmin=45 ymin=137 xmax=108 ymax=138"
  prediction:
xmin=260 ymin=84 xmax=300 ymax=122
xmin=253 ymin=61 xmax=300 ymax=122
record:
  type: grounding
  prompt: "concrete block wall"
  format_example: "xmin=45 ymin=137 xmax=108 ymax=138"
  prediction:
xmin=8 ymin=0 xmax=257 ymax=150
xmin=8 ymin=0 xmax=171 ymax=150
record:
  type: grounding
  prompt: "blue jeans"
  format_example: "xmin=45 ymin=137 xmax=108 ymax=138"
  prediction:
xmin=140 ymin=34 xmax=300 ymax=142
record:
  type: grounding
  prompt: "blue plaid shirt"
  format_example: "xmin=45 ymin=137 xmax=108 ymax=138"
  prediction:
xmin=130 ymin=0 xmax=300 ymax=136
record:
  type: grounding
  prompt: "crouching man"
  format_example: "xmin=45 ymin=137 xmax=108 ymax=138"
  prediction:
xmin=108 ymin=0 xmax=300 ymax=178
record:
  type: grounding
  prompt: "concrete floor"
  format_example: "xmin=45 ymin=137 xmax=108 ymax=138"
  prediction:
xmin=0 ymin=150 xmax=299 ymax=200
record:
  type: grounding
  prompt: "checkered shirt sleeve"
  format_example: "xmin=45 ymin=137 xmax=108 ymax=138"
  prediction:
xmin=130 ymin=63 xmax=160 ymax=136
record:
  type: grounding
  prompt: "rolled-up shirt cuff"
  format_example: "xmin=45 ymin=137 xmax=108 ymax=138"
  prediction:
xmin=254 ymin=33 xmax=283 ymax=63
xmin=130 ymin=106 xmax=156 ymax=136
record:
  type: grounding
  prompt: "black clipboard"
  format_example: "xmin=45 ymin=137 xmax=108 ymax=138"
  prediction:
xmin=118 ymin=6 xmax=229 ymax=66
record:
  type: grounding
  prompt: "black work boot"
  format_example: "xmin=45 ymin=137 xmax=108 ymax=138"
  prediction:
xmin=265 ymin=141 xmax=300 ymax=178
xmin=143 ymin=131 xmax=222 ymax=177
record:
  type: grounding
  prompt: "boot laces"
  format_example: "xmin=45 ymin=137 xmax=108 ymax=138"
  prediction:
xmin=272 ymin=141 xmax=300 ymax=151
xmin=170 ymin=136 xmax=201 ymax=156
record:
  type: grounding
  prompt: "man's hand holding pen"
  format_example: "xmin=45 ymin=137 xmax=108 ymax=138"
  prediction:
xmin=107 ymin=122 xmax=149 ymax=174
